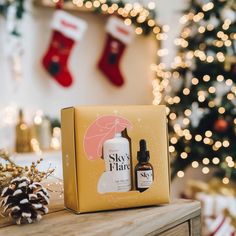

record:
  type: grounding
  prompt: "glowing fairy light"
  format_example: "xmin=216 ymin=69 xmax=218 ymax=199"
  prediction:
xmin=192 ymin=161 xmax=199 ymax=168
xmin=202 ymin=167 xmax=210 ymax=174
xmin=177 ymin=171 xmax=184 ymax=178
xmin=212 ymin=157 xmax=220 ymax=165
xmin=222 ymin=177 xmax=229 ymax=185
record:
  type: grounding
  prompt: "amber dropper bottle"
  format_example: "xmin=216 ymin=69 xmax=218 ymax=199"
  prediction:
xmin=135 ymin=139 xmax=154 ymax=192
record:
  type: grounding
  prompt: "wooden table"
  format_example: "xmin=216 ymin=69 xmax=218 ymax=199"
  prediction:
xmin=0 ymin=194 xmax=201 ymax=236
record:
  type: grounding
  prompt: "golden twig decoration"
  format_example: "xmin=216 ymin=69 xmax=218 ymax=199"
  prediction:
xmin=0 ymin=149 xmax=55 ymax=194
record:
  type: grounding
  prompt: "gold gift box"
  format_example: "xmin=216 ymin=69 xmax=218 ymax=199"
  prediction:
xmin=61 ymin=105 xmax=170 ymax=213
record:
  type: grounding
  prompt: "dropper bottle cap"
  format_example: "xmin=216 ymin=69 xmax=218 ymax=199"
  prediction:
xmin=137 ymin=139 xmax=150 ymax=162
xmin=115 ymin=132 xmax=122 ymax=137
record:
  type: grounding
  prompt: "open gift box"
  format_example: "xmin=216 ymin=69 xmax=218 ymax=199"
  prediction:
xmin=61 ymin=105 xmax=170 ymax=213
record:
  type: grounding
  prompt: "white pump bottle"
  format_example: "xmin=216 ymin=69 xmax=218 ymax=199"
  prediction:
xmin=103 ymin=132 xmax=131 ymax=192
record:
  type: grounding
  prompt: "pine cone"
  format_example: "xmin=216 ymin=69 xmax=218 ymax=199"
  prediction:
xmin=0 ymin=176 xmax=49 ymax=224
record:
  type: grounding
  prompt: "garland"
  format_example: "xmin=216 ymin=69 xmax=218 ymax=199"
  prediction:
xmin=57 ymin=0 xmax=160 ymax=36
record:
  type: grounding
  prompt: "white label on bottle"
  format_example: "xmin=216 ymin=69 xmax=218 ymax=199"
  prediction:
xmin=137 ymin=170 xmax=153 ymax=188
xmin=103 ymin=137 xmax=131 ymax=192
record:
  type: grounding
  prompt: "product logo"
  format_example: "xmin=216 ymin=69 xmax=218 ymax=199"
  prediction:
xmin=140 ymin=172 xmax=152 ymax=179
xmin=108 ymin=153 xmax=130 ymax=171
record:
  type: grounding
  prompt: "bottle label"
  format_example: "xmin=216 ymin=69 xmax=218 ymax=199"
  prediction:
xmin=102 ymin=139 xmax=131 ymax=192
xmin=105 ymin=151 xmax=131 ymax=192
xmin=137 ymin=170 xmax=153 ymax=188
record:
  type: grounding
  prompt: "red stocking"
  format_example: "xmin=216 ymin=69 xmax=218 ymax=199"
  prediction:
xmin=98 ymin=16 xmax=134 ymax=87
xmin=42 ymin=10 xmax=87 ymax=87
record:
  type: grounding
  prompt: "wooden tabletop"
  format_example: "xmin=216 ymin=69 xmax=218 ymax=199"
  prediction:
xmin=0 ymin=180 xmax=201 ymax=236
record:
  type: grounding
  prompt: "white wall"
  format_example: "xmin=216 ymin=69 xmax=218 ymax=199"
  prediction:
xmin=0 ymin=0 xmax=188 ymax=121
xmin=0 ymin=3 xmax=158 ymax=119
xmin=156 ymin=0 xmax=187 ymax=64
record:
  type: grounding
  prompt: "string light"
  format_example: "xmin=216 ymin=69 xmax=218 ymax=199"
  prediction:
xmin=222 ymin=177 xmax=229 ymax=185
xmin=135 ymin=27 xmax=143 ymax=35
xmin=205 ymin=130 xmax=212 ymax=137
xmin=124 ymin=18 xmax=132 ymax=26
xmin=222 ymin=19 xmax=231 ymax=30
xmin=192 ymin=78 xmax=199 ymax=85
xmin=195 ymin=134 xmax=202 ymax=142
xmin=180 ymin=152 xmax=188 ymax=159
xmin=169 ymin=113 xmax=177 ymax=120
xmin=216 ymin=52 xmax=225 ymax=62
xmin=183 ymin=88 xmax=190 ymax=95
xmin=202 ymin=2 xmax=214 ymax=11
xmin=203 ymin=75 xmax=210 ymax=82
xmin=153 ymin=26 xmax=161 ymax=34
xmin=162 ymin=25 xmax=170 ymax=32
xmin=222 ymin=140 xmax=230 ymax=148
xmin=208 ymin=101 xmax=215 ymax=108
xmin=217 ymin=75 xmax=224 ymax=81
xmin=206 ymin=24 xmax=214 ymax=31
xmin=198 ymin=26 xmax=206 ymax=33
xmin=218 ymin=107 xmax=225 ymax=114
xmin=202 ymin=158 xmax=210 ymax=165
xmin=169 ymin=146 xmax=175 ymax=153
xmin=147 ymin=1 xmax=155 ymax=10
xmin=203 ymin=138 xmax=211 ymax=145
xmin=226 ymin=79 xmax=233 ymax=86
xmin=93 ymin=0 xmax=100 ymax=8
xmin=85 ymin=1 xmax=93 ymax=8
xmin=184 ymin=109 xmax=192 ymax=116
xmin=212 ymin=157 xmax=220 ymax=165
xmin=177 ymin=171 xmax=184 ymax=178
xmin=215 ymin=141 xmax=222 ymax=149
xmin=202 ymin=167 xmax=210 ymax=174
xmin=101 ymin=4 xmax=108 ymax=11
xmin=227 ymin=161 xmax=234 ymax=168
xmin=183 ymin=118 xmax=190 ymax=125
xmin=193 ymin=12 xmax=204 ymax=22
xmin=206 ymin=55 xmax=214 ymax=63
xmin=192 ymin=161 xmax=199 ymax=168
xmin=170 ymin=137 xmax=178 ymax=144
xmin=148 ymin=19 xmax=155 ymax=27
xmin=208 ymin=86 xmax=216 ymax=93
xmin=227 ymin=93 xmax=234 ymax=100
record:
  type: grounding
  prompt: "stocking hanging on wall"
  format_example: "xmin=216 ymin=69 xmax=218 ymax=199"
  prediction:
xmin=98 ymin=16 xmax=134 ymax=87
xmin=42 ymin=10 xmax=87 ymax=87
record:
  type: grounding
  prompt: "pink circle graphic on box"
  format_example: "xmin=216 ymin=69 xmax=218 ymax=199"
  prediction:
xmin=84 ymin=115 xmax=132 ymax=160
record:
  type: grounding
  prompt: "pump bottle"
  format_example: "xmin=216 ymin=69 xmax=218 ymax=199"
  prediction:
xmin=103 ymin=132 xmax=131 ymax=192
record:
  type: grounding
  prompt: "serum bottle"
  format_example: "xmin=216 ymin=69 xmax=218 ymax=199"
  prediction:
xmin=103 ymin=132 xmax=131 ymax=192
xmin=135 ymin=139 xmax=153 ymax=192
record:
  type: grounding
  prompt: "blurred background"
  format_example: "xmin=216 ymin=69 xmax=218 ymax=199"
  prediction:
xmin=0 ymin=0 xmax=236 ymax=234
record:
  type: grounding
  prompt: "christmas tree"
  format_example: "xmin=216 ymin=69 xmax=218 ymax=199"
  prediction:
xmin=166 ymin=0 xmax=236 ymax=183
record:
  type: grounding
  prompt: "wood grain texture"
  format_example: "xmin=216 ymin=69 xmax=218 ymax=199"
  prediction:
xmin=158 ymin=222 xmax=189 ymax=236
xmin=190 ymin=216 xmax=201 ymax=236
xmin=0 ymin=199 xmax=201 ymax=236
